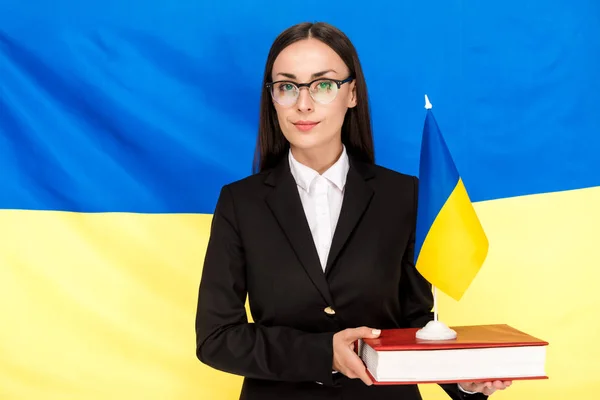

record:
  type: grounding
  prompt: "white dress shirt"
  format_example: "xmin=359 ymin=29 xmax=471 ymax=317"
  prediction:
xmin=288 ymin=146 xmax=349 ymax=271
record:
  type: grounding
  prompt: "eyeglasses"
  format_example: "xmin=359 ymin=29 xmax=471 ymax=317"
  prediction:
xmin=266 ymin=76 xmax=354 ymax=107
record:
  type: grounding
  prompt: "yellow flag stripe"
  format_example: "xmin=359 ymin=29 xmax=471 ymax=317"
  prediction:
xmin=416 ymin=179 xmax=489 ymax=300
xmin=2 ymin=186 xmax=600 ymax=398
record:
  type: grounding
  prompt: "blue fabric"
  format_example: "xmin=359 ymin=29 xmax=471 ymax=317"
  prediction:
xmin=1 ymin=0 xmax=599 ymax=213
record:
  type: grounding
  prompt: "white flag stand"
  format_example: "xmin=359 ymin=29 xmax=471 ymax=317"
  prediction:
xmin=416 ymin=286 xmax=457 ymax=340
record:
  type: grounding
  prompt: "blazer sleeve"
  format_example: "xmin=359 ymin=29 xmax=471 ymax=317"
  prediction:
xmin=195 ymin=185 xmax=336 ymax=385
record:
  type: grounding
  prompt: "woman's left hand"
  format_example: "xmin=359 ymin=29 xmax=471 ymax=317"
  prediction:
xmin=458 ymin=380 xmax=512 ymax=396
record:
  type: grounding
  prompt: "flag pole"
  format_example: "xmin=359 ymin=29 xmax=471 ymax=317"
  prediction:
xmin=433 ymin=285 xmax=438 ymax=322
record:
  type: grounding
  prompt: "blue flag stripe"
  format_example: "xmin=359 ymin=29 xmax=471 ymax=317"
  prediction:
xmin=415 ymin=110 xmax=460 ymax=263
xmin=1 ymin=3 xmax=600 ymax=213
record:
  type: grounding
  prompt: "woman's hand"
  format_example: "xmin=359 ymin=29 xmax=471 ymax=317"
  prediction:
xmin=332 ymin=326 xmax=381 ymax=385
xmin=459 ymin=380 xmax=513 ymax=396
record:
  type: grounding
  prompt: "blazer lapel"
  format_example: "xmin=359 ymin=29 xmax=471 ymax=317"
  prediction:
xmin=325 ymin=157 xmax=375 ymax=275
xmin=265 ymin=158 xmax=334 ymax=306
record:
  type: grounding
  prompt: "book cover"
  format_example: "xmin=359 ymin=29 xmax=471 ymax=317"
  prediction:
xmin=362 ymin=324 xmax=548 ymax=351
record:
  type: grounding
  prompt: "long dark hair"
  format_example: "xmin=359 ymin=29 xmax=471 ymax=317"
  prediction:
xmin=253 ymin=22 xmax=375 ymax=173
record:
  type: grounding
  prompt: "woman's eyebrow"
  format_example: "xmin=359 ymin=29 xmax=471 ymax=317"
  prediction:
xmin=275 ymin=69 xmax=338 ymax=80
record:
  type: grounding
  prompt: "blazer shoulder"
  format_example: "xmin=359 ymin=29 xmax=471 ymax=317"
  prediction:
xmin=370 ymin=164 xmax=419 ymax=220
xmin=370 ymin=164 xmax=418 ymax=208
xmin=372 ymin=164 xmax=418 ymax=187
xmin=218 ymin=168 xmax=273 ymax=199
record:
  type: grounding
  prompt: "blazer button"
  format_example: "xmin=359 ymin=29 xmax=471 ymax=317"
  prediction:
xmin=324 ymin=306 xmax=336 ymax=315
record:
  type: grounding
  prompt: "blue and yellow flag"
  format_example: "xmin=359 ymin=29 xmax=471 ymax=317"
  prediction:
xmin=414 ymin=104 xmax=488 ymax=301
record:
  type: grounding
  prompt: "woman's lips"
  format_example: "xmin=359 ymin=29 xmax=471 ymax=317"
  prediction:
xmin=293 ymin=121 xmax=320 ymax=132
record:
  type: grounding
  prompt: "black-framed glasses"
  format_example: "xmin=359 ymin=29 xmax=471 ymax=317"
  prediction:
xmin=266 ymin=76 xmax=354 ymax=106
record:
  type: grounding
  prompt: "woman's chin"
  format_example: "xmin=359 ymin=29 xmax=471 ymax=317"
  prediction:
xmin=287 ymin=135 xmax=324 ymax=150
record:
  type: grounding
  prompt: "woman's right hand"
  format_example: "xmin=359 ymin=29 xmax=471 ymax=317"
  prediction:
xmin=332 ymin=326 xmax=381 ymax=385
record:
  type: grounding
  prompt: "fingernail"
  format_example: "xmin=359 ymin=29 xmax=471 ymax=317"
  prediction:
xmin=372 ymin=329 xmax=381 ymax=335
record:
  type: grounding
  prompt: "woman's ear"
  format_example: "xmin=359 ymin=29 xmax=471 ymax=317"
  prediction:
xmin=347 ymin=82 xmax=357 ymax=108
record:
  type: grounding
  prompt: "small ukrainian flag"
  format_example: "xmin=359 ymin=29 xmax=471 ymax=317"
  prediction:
xmin=414 ymin=96 xmax=489 ymax=301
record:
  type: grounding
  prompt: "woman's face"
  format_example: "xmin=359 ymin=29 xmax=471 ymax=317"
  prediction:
xmin=270 ymin=38 xmax=357 ymax=153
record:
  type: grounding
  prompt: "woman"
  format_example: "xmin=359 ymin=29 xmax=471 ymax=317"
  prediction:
xmin=195 ymin=22 xmax=510 ymax=400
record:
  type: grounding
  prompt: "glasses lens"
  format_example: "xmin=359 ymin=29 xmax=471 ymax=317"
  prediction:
xmin=310 ymin=79 xmax=338 ymax=104
xmin=271 ymin=82 xmax=298 ymax=106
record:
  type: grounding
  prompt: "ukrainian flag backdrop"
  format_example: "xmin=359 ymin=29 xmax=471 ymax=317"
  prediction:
xmin=1 ymin=1 xmax=599 ymax=399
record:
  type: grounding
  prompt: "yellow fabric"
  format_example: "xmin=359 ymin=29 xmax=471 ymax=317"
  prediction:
xmin=1 ymin=185 xmax=600 ymax=398
xmin=0 ymin=211 xmax=243 ymax=399
xmin=416 ymin=179 xmax=489 ymax=300
xmin=419 ymin=185 xmax=600 ymax=399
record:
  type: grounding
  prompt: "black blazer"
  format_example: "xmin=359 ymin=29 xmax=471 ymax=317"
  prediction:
xmin=195 ymin=155 xmax=486 ymax=400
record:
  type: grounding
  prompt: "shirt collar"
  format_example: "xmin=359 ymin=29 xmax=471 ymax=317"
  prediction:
xmin=288 ymin=145 xmax=349 ymax=193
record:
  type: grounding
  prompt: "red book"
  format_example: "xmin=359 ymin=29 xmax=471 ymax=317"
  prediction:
xmin=358 ymin=324 xmax=549 ymax=385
